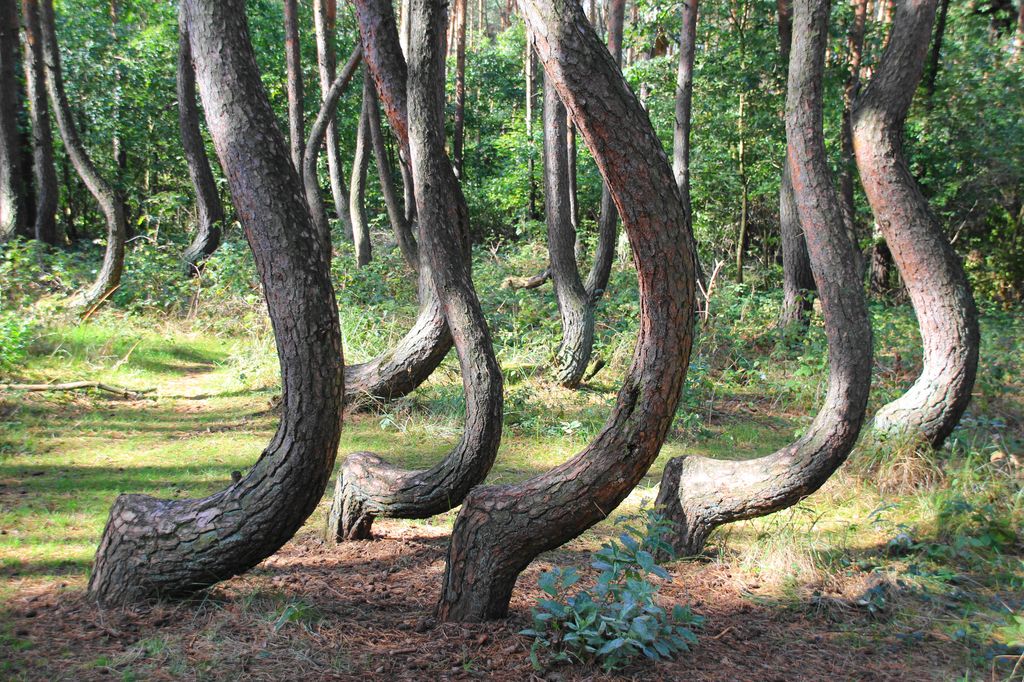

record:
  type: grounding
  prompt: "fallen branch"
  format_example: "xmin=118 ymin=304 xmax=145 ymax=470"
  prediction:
xmin=0 ymin=381 xmax=155 ymax=398
xmin=502 ymin=267 xmax=551 ymax=290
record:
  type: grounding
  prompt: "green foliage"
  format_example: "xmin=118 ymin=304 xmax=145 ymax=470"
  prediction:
xmin=521 ymin=509 xmax=703 ymax=672
xmin=0 ymin=308 xmax=36 ymax=373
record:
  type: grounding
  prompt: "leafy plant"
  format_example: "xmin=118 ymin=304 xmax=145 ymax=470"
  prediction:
xmin=521 ymin=508 xmax=703 ymax=672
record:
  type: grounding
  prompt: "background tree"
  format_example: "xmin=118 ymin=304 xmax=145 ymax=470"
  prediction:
xmin=283 ymin=0 xmax=303 ymax=180
xmin=0 ymin=0 xmax=27 ymax=241
xmin=313 ymin=0 xmax=353 ymax=234
xmin=20 ymin=0 xmax=59 ymax=245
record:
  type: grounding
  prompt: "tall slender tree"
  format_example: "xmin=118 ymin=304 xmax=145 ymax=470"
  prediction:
xmin=313 ymin=0 xmax=353 ymax=234
xmin=20 ymin=0 xmax=59 ymax=245
xmin=853 ymin=0 xmax=979 ymax=448
xmin=39 ymin=0 xmax=126 ymax=309
xmin=657 ymin=0 xmax=873 ymax=556
xmin=452 ymin=0 xmax=468 ymax=176
xmin=284 ymin=0 xmax=304 ymax=180
xmin=436 ymin=0 xmax=697 ymax=621
xmin=178 ymin=9 xmax=224 ymax=272
xmin=88 ymin=0 xmax=344 ymax=605
xmin=350 ymin=74 xmax=373 ymax=266
xmin=0 ymin=0 xmax=26 ymax=241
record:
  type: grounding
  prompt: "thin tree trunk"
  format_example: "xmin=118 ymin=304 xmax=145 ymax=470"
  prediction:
xmin=88 ymin=0 xmax=344 ymax=604
xmin=39 ymin=0 xmax=126 ymax=309
xmin=314 ymin=0 xmax=353 ymax=235
xmin=350 ymin=74 xmax=373 ymax=267
xmin=0 ymin=0 xmax=26 ymax=241
xmin=21 ymin=0 xmax=58 ymax=245
xmin=838 ymin=0 xmax=868 ymax=277
xmin=452 ymin=0 xmax=467 ymax=176
xmin=330 ymin=0 xmax=502 ymax=540
xmin=178 ymin=11 xmax=224 ymax=273
xmin=525 ymin=34 xmax=537 ymax=220
xmin=853 ymin=0 xmax=979 ymax=448
xmin=108 ymin=0 xmax=129 ymax=238
xmin=304 ymin=46 xmax=363 ymax=249
xmin=658 ymin=0 xmax=873 ymax=557
xmin=284 ymin=0 xmax=304 ymax=181
xmin=922 ymin=0 xmax=949 ymax=101
xmin=436 ymin=0 xmax=697 ymax=622
xmin=673 ymin=0 xmax=697 ymax=211
xmin=366 ymin=77 xmax=419 ymax=270
xmin=736 ymin=90 xmax=748 ymax=284
xmin=544 ymin=76 xmax=594 ymax=388
xmin=776 ymin=0 xmax=816 ymax=324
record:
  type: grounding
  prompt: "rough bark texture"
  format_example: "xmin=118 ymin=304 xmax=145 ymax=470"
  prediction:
xmin=657 ymin=0 xmax=873 ymax=558
xmin=313 ymin=0 xmax=353 ymax=234
xmin=21 ymin=0 xmax=59 ymax=245
xmin=544 ymin=79 xmax=594 ymax=388
xmin=284 ymin=0 xmax=303 ymax=181
xmin=178 ymin=12 xmax=224 ymax=273
xmin=777 ymin=0 xmax=817 ymax=327
xmin=40 ymin=0 xmax=126 ymax=309
xmin=304 ymin=46 xmax=363 ymax=248
xmin=328 ymin=0 xmax=502 ymax=541
xmin=87 ymin=0 xmax=344 ymax=605
xmin=436 ymin=0 xmax=696 ymax=622
xmin=366 ymin=77 xmax=419 ymax=271
xmin=853 ymin=0 xmax=979 ymax=448
xmin=350 ymin=75 xmax=373 ymax=267
xmin=0 ymin=0 xmax=26 ymax=241
xmin=672 ymin=0 xmax=696 ymax=211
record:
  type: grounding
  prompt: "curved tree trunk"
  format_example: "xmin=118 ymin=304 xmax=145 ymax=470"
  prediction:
xmin=0 ymin=0 xmax=26 ymax=241
xmin=852 ymin=0 xmax=979 ymax=448
xmin=87 ymin=0 xmax=344 ymax=605
xmin=314 ymin=0 xmax=353 ymax=235
xmin=39 ymin=0 xmax=126 ymax=309
xmin=544 ymin=78 xmax=594 ymax=388
xmin=656 ymin=0 xmax=873 ymax=558
xmin=776 ymin=0 xmax=817 ymax=327
xmin=350 ymin=75 xmax=373 ymax=267
xmin=20 ymin=0 xmax=59 ymax=245
xmin=436 ymin=0 xmax=697 ymax=622
xmin=284 ymin=0 xmax=303 ymax=181
xmin=366 ymin=78 xmax=419 ymax=271
xmin=329 ymin=0 xmax=502 ymax=541
xmin=304 ymin=46 xmax=363 ymax=249
xmin=177 ymin=12 xmax=224 ymax=273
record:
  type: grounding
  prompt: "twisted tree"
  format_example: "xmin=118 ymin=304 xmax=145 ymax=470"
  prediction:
xmin=87 ymin=0 xmax=344 ymax=604
xmin=177 ymin=9 xmax=224 ymax=272
xmin=436 ymin=0 xmax=697 ymax=621
xmin=655 ymin=0 xmax=872 ymax=558
xmin=328 ymin=0 xmax=503 ymax=542
xmin=853 ymin=0 xmax=979 ymax=448
xmin=39 ymin=0 xmax=126 ymax=309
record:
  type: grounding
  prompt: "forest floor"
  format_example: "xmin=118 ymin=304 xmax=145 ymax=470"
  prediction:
xmin=1 ymin=248 xmax=1022 ymax=681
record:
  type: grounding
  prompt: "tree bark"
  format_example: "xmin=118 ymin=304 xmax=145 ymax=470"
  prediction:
xmin=329 ymin=0 xmax=502 ymax=541
xmin=177 ymin=11 xmax=224 ymax=273
xmin=544 ymin=77 xmax=594 ymax=388
xmin=350 ymin=74 xmax=373 ymax=267
xmin=673 ymin=0 xmax=696 ymax=212
xmin=658 ymin=0 xmax=873 ymax=557
xmin=313 ymin=0 xmax=353 ymax=235
xmin=39 ymin=0 xmax=126 ymax=309
xmin=452 ymin=0 xmax=467 ymax=176
xmin=922 ymin=0 xmax=949 ymax=102
xmin=436 ymin=0 xmax=697 ymax=622
xmin=776 ymin=0 xmax=816 ymax=326
xmin=366 ymin=77 xmax=419 ymax=270
xmin=853 ymin=0 xmax=979 ymax=448
xmin=0 ymin=0 xmax=26 ymax=241
xmin=21 ymin=0 xmax=58 ymax=245
xmin=304 ymin=46 xmax=363 ymax=249
xmin=525 ymin=33 xmax=537 ymax=220
xmin=87 ymin=0 xmax=344 ymax=605
xmin=838 ymin=0 xmax=868 ymax=276
xmin=284 ymin=0 xmax=304 ymax=181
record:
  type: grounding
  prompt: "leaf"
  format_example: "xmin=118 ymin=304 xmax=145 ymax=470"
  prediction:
xmin=596 ymin=637 xmax=627 ymax=655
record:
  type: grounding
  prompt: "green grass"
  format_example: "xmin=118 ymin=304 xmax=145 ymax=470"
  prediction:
xmin=0 ymin=243 xmax=1022 ymax=677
